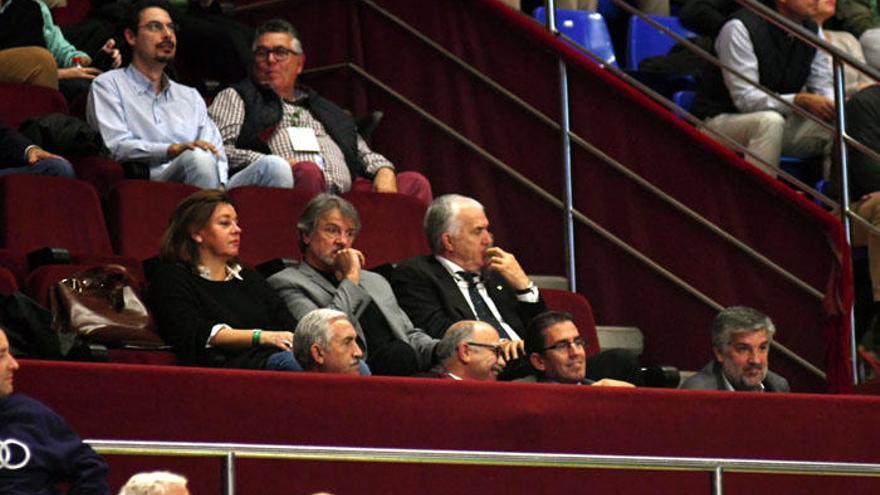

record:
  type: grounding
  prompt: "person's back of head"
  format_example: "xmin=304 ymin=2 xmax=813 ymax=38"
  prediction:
xmin=118 ymin=471 xmax=189 ymax=495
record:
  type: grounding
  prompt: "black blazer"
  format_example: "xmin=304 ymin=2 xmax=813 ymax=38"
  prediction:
xmin=389 ymin=255 xmax=546 ymax=339
xmin=0 ymin=121 xmax=31 ymax=169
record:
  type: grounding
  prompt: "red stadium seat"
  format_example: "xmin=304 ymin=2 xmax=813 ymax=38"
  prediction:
xmin=541 ymin=288 xmax=601 ymax=358
xmin=0 ymin=175 xmax=143 ymax=284
xmin=0 ymin=266 xmax=19 ymax=294
xmin=0 ymin=82 xmax=69 ymax=129
xmin=228 ymin=186 xmax=314 ymax=267
xmin=0 ymin=82 xmax=123 ymax=195
xmin=105 ymin=180 xmax=199 ymax=261
xmin=342 ymin=191 xmax=430 ymax=268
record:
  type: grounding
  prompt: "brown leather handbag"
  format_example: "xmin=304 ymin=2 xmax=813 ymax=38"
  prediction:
xmin=49 ymin=264 xmax=164 ymax=347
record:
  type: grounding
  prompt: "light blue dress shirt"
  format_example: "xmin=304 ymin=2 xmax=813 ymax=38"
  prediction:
xmin=87 ymin=64 xmax=229 ymax=184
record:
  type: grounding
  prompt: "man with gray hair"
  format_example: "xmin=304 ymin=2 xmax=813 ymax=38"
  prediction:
xmin=390 ymin=194 xmax=544 ymax=378
xmin=269 ymin=193 xmax=437 ymax=376
xmin=420 ymin=320 xmax=507 ymax=380
xmin=118 ymin=471 xmax=188 ymax=495
xmin=208 ymin=18 xmax=431 ymax=202
xmin=293 ymin=308 xmax=365 ymax=375
xmin=680 ymin=306 xmax=790 ymax=392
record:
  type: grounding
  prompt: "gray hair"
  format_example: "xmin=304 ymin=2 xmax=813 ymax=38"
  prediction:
xmin=435 ymin=320 xmax=480 ymax=364
xmin=118 ymin=471 xmax=187 ymax=495
xmin=253 ymin=18 xmax=304 ymax=54
xmin=711 ymin=306 xmax=776 ymax=350
xmin=424 ymin=194 xmax=484 ymax=254
xmin=294 ymin=308 xmax=349 ymax=370
xmin=297 ymin=193 xmax=361 ymax=252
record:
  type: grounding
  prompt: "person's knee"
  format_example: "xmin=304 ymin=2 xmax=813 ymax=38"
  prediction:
xmin=42 ymin=158 xmax=75 ymax=178
xmin=754 ymin=111 xmax=786 ymax=133
xmin=180 ymin=148 xmax=220 ymax=188
xmin=260 ymin=155 xmax=293 ymax=188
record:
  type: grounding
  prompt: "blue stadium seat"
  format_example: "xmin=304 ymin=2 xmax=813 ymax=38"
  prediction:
xmin=626 ymin=15 xmax=695 ymax=70
xmin=534 ymin=7 xmax=618 ymax=68
xmin=672 ymin=90 xmax=695 ymax=111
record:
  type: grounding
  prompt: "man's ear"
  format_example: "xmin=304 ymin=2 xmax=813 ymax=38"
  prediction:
xmin=529 ymin=352 xmax=546 ymax=372
xmin=440 ymin=232 xmax=455 ymax=253
xmin=712 ymin=346 xmax=724 ymax=364
xmin=310 ymin=344 xmax=324 ymax=365
xmin=456 ymin=342 xmax=470 ymax=363
xmin=123 ymin=28 xmax=137 ymax=47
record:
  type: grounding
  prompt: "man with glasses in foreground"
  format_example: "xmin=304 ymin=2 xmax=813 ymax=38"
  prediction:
xmin=523 ymin=311 xmax=634 ymax=387
xmin=421 ymin=320 xmax=508 ymax=381
xmin=208 ymin=18 xmax=431 ymax=203
xmin=88 ymin=0 xmax=292 ymax=189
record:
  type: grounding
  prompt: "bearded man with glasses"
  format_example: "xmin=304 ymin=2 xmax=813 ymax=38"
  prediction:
xmin=208 ymin=18 xmax=432 ymax=204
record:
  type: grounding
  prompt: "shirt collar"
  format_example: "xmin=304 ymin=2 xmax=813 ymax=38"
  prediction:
xmin=197 ymin=263 xmax=243 ymax=282
xmin=435 ymin=255 xmax=479 ymax=283
xmin=125 ymin=64 xmax=170 ymax=97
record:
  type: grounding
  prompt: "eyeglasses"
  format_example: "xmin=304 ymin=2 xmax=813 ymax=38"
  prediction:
xmin=466 ymin=341 xmax=504 ymax=358
xmin=253 ymin=46 xmax=298 ymax=61
xmin=543 ymin=337 xmax=587 ymax=353
xmin=139 ymin=21 xmax=179 ymax=33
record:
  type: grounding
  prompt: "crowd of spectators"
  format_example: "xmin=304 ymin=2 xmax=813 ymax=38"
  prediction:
xmin=0 ymin=1 xmax=820 ymax=491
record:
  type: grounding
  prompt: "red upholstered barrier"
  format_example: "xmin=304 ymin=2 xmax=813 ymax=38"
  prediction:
xmin=15 ymin=360 xmax=880 ymax=494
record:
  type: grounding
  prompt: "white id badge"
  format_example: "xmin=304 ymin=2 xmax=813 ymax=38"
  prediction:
xmin=286 ymin=127 xmax=321 ymax=153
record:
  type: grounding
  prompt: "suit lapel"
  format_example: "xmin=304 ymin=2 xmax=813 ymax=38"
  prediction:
xmin=298 ymin=261 xmax=337 ymax=300
xmin=426 ymin=256 xmax=476 ymax=320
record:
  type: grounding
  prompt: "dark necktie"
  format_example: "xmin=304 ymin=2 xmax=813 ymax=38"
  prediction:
xmin=457 ymin=271 xmax=510 ymax=340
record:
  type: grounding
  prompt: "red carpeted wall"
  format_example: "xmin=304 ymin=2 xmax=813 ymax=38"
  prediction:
xmin=17 ymin=360 xmax=880 ymax=494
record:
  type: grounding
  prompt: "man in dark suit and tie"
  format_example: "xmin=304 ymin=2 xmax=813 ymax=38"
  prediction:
xmin=390 ymin=194 xmax=543 ymax=375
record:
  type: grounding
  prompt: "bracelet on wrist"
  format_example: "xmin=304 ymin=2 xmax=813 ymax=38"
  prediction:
xmin=252 ymin=329 xmax=262 ymax=347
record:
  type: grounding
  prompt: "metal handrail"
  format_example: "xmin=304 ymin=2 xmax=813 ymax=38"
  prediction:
xmin=87 ymin=439 xmax=880 ymax=495
xmin=356 ymin=0 xmax=826 ymax=300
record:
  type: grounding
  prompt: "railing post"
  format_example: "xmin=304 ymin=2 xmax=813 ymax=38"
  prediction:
xmin=711 ymin=466 xmax=724 ymax=495
xmin=558 ymin=60 xmax=577 ymax=292
xmin=832 ymin=57 xmax=859 ymax=386
xmin=223 ymin=451 xmax=236 ymax=495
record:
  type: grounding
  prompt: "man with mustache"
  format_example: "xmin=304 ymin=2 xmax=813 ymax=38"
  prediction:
xmin=0 ymin=327 xmax=110 ymax=493
xmin=421 ymin=320 xmax=508 ymax=381
xmin=268 ymin=193 xmax=437 ymax=376
xmin=293 ymin=308 xmax=367 ymax=376
xmin=680 ymin=306 xmax=790 ymax=392
xmin=87 ymin=0 xmax=291 ymax=189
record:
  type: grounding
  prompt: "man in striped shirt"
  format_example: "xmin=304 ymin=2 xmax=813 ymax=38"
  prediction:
xmin=208 ymin=18 xmax=432 ymax=204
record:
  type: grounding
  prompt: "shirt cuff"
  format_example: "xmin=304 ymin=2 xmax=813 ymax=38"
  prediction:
xmin=515 ymin=283 xmax=539 ymax=303
xmin=206 ymin=323 xmax=228 ymax=348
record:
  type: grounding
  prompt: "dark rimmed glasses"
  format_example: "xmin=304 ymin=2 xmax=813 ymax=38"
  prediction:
xmin=543 ymin=337 xmax=587 ymax=353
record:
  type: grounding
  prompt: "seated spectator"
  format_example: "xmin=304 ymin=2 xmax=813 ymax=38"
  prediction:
xmin=146 ymin=189 xmax=299 ymax=370
xmin=523 ymin=310 xmax=635 ymax=387
xmin=817 ymin=0 xmax=874 ymax=96
xmin=267 ymin=194 xmax=436 ymax=376
xmin=0 ymin=120 xmax=75 ymax=178
xmin=208 ymin=18 xmax=432 ymax=203
xmin=0 ymin=0 xmax=60 ymax=89
xmin=679 ymin=306 xmax=791 ymax=391
xmin=293 ymin=308 xmax=368 ymax=376
xmin=420 ymin=320 xmax=507 ymax=381
xmin=836 ymin=0 xmax=880 ymax=70
xmin=87 ymin=0 xmax=292 ymax=189
xmin=37 ymin=0 xmax=122 ymax=103
xmin=690 ymin=0 xmax=833 ymax=176
xmin=0 ymin=326 xmax=110 ymax=494
xmin=118 ymin=471 xmax=189 ymax=495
